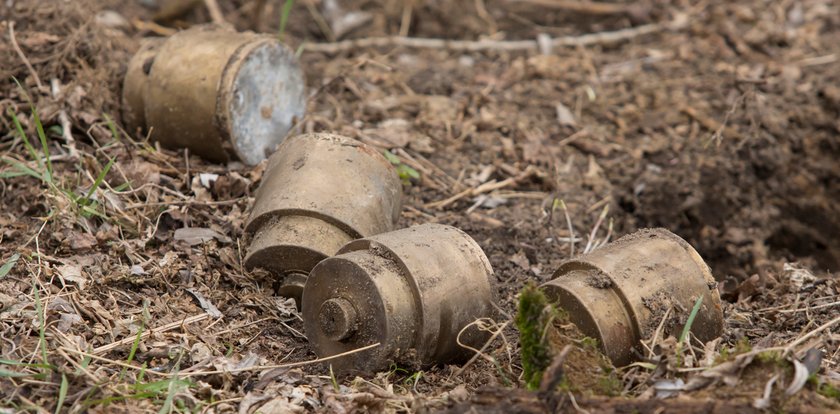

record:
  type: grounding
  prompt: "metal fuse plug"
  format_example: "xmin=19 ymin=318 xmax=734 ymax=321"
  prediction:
xmin=541 ymin=228 xmax=724 ymax=366
xmin=301 ymin=223 xmax=497 ymax=373
xmin=122 ymin=25 xmax=306 ymax=165
xmin=245 ymin=133 xmax=402 ymax=305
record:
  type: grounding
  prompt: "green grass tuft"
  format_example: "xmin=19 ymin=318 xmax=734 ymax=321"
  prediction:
xmin=56 ymin=373 xmax=68 ymax=414
xmin=679 ymin=296 xmax=704 ymax=345
xmin=382 ymin=150 xmax=420 ymax=184
xmin=0 ymin=253 xmax=21 ymax=278
xmin=278 ymin=0 xmax=294 ymax=42
xmin=516 ymin=283 xmax=556 ymax=390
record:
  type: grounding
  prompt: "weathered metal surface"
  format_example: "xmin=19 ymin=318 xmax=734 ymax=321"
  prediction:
xmin=301 ymin=223 xmax=496 ymax=373
xmin=245 ymin=133 xmax=402 ymax=305
xmin=122 ymin=25 xmax=306 ymax=165
xmin=541 ymin=228 xmax=724 ymax=366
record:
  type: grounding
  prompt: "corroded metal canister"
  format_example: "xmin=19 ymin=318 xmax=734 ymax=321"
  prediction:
xmin=245 ymin=133 xmax=402 ymax=305
xmin=540 ymin=228 xmax=724 ymax=366
xmin=122 ymin=25 xmax=306 ymax=165
xmin=301 ymin=223 xmax=496 ymax=373
xmin=122 ymin=38 xmax=163 ymax=135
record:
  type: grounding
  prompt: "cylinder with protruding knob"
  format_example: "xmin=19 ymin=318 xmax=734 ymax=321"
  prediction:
xmin=244 ymin=133 xmax=403 ymax=307
xmin=301 ymin=223 xmax=497 ymax=373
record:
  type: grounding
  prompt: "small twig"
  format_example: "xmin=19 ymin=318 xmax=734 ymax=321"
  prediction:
xmin=595 ymin=218 xmax=613 ymax=249
xmin=559 ymin=200 xmax=576 ymax=257
xmin=180 ymin=342 xmax=381 ymax=377
xmin=475 ymin=0 xmax=497 ymax=34
xmin=93 ymin=313 xmax=210 ymax=355
xmin=507 ymin=0 xmax=633 ymax=15
xmin=681 ymin=102 xmax=742 ymax=146
xmin=304 ymin=15 xmax=688 ymax=54
xmin=796 ymin=53 xmax=837 ymax=67
xmin=124 ymin=198 xmax=244 ymax=209
xmin=784 ymin=314 xmax=840 ymax=356
xmin=539 ymin=344 xmax=572 ymax=392
xmin=131 ymin=18 xmax=177 ymax=36
xmin=568 ymin=391 xmax=590 ymax=414
xmin=9 ymin=22 xmax=44 ymax=91
xmin=451 ymin=319 xmax=510 ymax=378
xmin=426 ymin=167 xmax=536 ymax=209
xmin=778 ymin=300 xmax=840 ymax=314
xmin=303 ymin=0 xmax=336 ymax=42
xmin=583 ymin=205 xmax=608 ymax=254
xmin=399 ymin=0 xmax=413 ymax=37
xmin=203 ymin=0 xmax=226 ymax=24
xmin=557 ymin=128 xmax=589 ymax=147
xmin=50 ymin=79 xmax=79 ymax=160
xmin=646 ymin=306 xmax=673 ymax=359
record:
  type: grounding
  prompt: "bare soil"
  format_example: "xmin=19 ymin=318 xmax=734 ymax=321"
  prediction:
xmin=1 ymin=0 xmax=839 ymax=412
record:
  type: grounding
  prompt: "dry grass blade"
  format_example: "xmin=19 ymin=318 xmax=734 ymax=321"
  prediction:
xmin=92 ymin=314 xmax=210 ymax=355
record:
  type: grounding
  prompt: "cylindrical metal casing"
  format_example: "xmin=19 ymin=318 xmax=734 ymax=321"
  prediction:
xmin=301 ymin=223 xmax=496 ymax=373
xmin=540 ymin=228 xmax=724 ymax=366
xmin=122 ymin=38 xmax=164 ymax=135
xmin=122 ymin=25 xmax=306 ymax=165
xmin=245 ymin=133 xmax=402 ymax=304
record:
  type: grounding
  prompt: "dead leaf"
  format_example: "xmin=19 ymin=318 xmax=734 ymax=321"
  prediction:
xmin=95 ymin=10 xmax=130 ymax=30
xmin=363 ymin=119 xmax=416 ymax=148
xmin=509 ymin=250 xmax=530 ymax=271
xmin=174 ymin=227 xmax=231 ymax=246
xmin=20 ymin=32 xmax=61 ymax=48
xmin=186 ymin=288 xmax=223 ymax=318
xmin=254 ymin=397 xmax=305 ymax=414
xmin=65 ymin=232 xmax=98 ymax=251
xmin=785 ymin=359 xmax=810 ymax=396
xmin=58 ymin=313 xmax=83 ymax=332
xmin=556 ymin=102 xmax=577 ymax=127
xmin=238 ymin=393 xmax=272 ymax=414
xmin=198 ymin=173 xmax=219 ymax=189
xmin=191 ymin=176 xmax=214 ymax=202
xmin=684 ymin=352 xmax=756 ymax=391
xmin=212 ymin=172 xmax=249 ymax=200
xmin=57 ymin=264 xmax=88 ymax=290
xmin=124 ymin=159 xmax=161 ymax=186
xmin=322 ymin=0 xmax=373 ymax=40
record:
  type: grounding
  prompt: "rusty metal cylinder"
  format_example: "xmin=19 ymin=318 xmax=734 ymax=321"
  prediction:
xmin=540 ymin=228 xmax=724 ymax=366
xmin=301 ymin=223 xmax=496 ymax=373
xmin=245 ymin=133 xmax=402 ymax=305
xmin=122 ymin=25 xmax=306 ymax=165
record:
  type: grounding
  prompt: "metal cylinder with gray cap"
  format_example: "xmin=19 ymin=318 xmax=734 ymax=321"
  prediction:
xmin=122 ymin=25 xmax=306 ymax=165
xmin=244 ymin=133 xmax=403 ymax=306
xmin=301 ymin=223 xmax=497 ymax=373
xmin=540 ymin=228 xmax=724 ymax=366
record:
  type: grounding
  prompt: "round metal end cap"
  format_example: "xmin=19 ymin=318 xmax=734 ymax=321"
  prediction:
xmin=318 ymin=297 xmax=358 ymax=342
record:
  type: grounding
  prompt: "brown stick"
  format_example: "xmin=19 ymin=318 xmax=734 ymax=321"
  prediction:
xmin=9 ymin=22 xmax=44 ymax=91
xmin=425 ymin=167 xmax=537 ymax=209
xmin=303 ymin=16 xmax=688 ymax=54
xmin=203 ymin=0 xmax=226 ymax=24
xmin=507 ymin=0 xmax=631 ymax=15
xmin=92 ymin=313 xmax=211 ymax=355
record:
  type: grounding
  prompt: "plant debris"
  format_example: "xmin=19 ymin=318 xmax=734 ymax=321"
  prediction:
xmin=1 ymin=0 xmax=839 ymax=412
